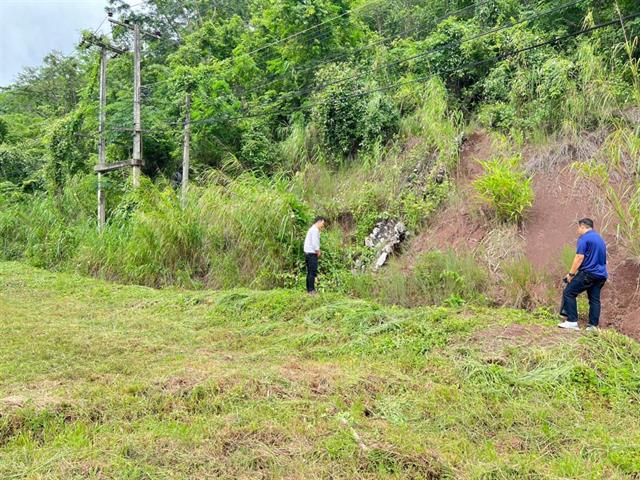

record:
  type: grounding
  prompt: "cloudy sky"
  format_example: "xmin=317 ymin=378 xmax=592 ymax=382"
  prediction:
xmin=0 ymin=0 xmax=109 ymax=87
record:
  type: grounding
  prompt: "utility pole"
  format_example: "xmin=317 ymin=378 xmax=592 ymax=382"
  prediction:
xmin=108 ymin=18 xmax=161 ymax=188
xmin=132 ymin=23 xmax=142 ymax=187
xmin=98 ymin=47 xmax=107 ymax=229
xmin=181 ymin=93 xmax=191 ymax=204
xmin=80 ymin=32 xmax=126 ymax=231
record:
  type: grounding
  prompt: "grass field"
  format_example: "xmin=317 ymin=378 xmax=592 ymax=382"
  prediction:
xmin=0 ymin=261 xmax=639 ymax=479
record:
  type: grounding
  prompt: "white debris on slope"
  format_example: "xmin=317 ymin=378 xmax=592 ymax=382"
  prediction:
xmin=364 ymin=219 xmax=407 ymax=270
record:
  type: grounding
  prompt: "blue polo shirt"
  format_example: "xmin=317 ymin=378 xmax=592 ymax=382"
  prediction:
xmin=577 ymin=230 xmax=608 ymax=279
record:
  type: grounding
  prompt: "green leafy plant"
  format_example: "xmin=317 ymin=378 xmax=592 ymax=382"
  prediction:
xmin=474 ymin=155 xmax=534 ymax=224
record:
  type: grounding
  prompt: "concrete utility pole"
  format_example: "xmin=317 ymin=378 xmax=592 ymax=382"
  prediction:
xmin=98 ymin=47 xmax=107 ymax=228
xmin=132 ymin=23 xmax=142 ymax=187
xmin=107 ymin=18 xmax=161 ymax=188
xmin=181 ymin=93 xmax=191 ymax=204
xmin=80 ymin=33 xmax=126 ymax=231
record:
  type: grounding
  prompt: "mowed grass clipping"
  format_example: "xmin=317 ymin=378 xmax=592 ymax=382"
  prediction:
xmin=0 ymin=262 xmax=639 ymax=479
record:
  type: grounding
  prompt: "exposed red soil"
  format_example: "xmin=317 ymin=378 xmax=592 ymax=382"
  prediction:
xmin=405 ymin=130 xmax=640 ymax=341
xmin=603 ymin=260 xmax=640 ymax=339
xmin=523 ymin=169 xmax=605 ymax=272
xmin=406 ymin=131 xmax=492 ymax=257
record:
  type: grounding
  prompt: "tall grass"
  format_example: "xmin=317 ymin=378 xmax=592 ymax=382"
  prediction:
xmin=345 ymin=249 xmax=487 ymax=307
xmin=76 ymin=174 xmax=311 ymax=288
xmin=0 ymin=175 xmax=95 ymax=268
xmin=500 ymin=257 xmax=550 ymax=309
xmin=399 ymin=77 xmax=462 ymax=168
xmin=1 ymin=173 xmax=312 ymax=289
xmin=474 ymin=155 xmax=534 ymax=224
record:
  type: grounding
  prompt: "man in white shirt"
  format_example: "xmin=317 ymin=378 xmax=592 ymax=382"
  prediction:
xmin=303 ymin=216 xmax=326 ymax=294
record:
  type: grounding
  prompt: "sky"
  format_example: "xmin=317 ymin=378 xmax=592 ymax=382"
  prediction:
xmin=0 ymin=0 xmax=108 ymax=87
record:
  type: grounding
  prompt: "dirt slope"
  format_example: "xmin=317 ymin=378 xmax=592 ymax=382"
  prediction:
xmin=406 ymin=131 xmax=640 ymax=341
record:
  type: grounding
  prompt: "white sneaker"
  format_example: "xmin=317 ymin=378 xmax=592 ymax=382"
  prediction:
xmin=558 ymin=321 xmax=580 ymax=330
xmin=586 ymin=325 xmax=599 ymax=332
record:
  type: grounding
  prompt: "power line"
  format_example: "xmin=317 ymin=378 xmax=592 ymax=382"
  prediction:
xmin=179 ymin=10 xmax=640 ymax=128
xmin=91 ymin=15 xmax=109 ymax=37
xmin=157 ymin=0 xmax=583 ymax=125
xmin=285 ymin=0 xmax=585 ymax=102
xmin=134 ymin=0 xmax=387 ymax=92
xmin=247 ymin=0 xmax=496 ymax=94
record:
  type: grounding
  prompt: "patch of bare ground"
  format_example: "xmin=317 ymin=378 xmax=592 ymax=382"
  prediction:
xmin=471 ymin=324 xmax=578 ymax=355
xmin=404 ymin=131 xmax=494 ymax=260
xmin=278 ymin=361 xmax=341 ymax=396
xmin=0 ymin=380 xmax=67 ymax=411
xmin=603 ymin=259 xmax=640 ymax=340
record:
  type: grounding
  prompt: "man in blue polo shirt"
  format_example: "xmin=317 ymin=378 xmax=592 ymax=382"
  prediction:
xmin=558 ymin=218 xmax=608 ymax=331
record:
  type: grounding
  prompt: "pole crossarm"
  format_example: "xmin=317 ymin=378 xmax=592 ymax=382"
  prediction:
xmin=80 ymin=33 xmax=127 ymax=55
xmin=107 ymin=18 xmax=162 ymax=39
xmin=94 ymin=160 xmax=143 ymax=174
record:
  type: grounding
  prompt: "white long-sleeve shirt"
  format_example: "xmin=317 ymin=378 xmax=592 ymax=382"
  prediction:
xmin=304 ymin=225 xmax=321 ymax=254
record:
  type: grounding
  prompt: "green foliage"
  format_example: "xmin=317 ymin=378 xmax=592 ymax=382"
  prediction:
xmin=75 ymin=174 xmax=311 ymax=289
xmin=346 ymin=249 xmax=487 ymax=308
xmin=410 ymin=249 xmax=487 ymax=306
xmin=477 ymin=102 xmax=516 ymax=131
xmin=312 ymin=64 xmax=399 ymax=160
xmin=278 ymin=116 xmax=322 ymax=170
xmin=46 ymin=113 xmax=92 ymax=191
xmin=474 ymin=155 xmax=534 ymax=224
xmin=239 ymin=120 xmax=279 ymax=173
xmin=0 ymin=175 xmax=95 ymax=268
xmin=398 ymin=78 xmax=462 ymax=167
xmin=0 ymin=144 xmax=42 ymax=185
xmin=0 ymin=118 xmax=7 ymax=144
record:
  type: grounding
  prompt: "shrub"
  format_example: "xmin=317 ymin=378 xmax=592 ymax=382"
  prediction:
xmin=311 ymin=64 xmax=399 ymax=161
xmin=474 ymin=155 xmax=534 ymax=224
xmin=477 ymin=102 xmax=516 ymax=132
xmin=240 ymin=120 xmax=279 ymax=173
xmin=411 ymin=250 xmax=487 ymax=306
xmin=0 ymin=144 xmax=42 ymax=185
xmin=0 ymin=118 xmax=8 ymax=144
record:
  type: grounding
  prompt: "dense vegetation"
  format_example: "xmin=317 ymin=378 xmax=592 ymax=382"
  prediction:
xmin=2 ymin=262 xmax=640 ymax=478
xmin=1 ymin=0 xmax=639 ymax=301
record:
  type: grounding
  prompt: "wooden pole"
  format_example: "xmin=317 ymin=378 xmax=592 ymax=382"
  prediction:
xmin=97 ymin=47 xmax=107 ymax=231
xmin=132 ymin=23 xmax=142 ymax=187
xmin=181 ymin=93 xmax=191 ymax=205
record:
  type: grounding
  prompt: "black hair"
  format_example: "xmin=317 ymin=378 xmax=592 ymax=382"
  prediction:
xmin=578 ymin=218 xmax=594 ymax=229
xmin=314 ymin=216 xmax=327 ymax=224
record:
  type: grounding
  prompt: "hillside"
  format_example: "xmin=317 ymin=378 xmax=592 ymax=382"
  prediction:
xmin=401 ymin=130 xmax=640 ymax=341
xmin=1 ymin=262 xmax=640 ymax=478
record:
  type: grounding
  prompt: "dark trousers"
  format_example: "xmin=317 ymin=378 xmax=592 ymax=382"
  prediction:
xmin=560 ymin=271 xmax=607 ymax=326
xmin=305 ymin=253 xmax=318 ymax=293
